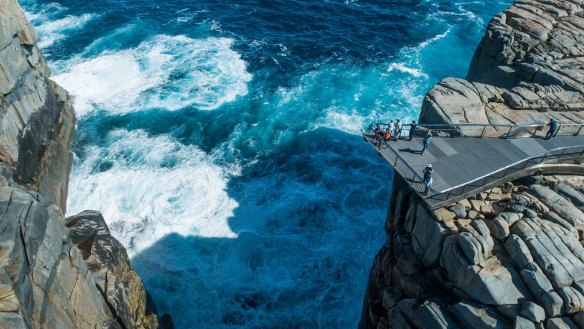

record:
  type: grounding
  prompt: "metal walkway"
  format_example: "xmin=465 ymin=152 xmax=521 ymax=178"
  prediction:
xmin=364 ymin=123 xmax=584 ymax=209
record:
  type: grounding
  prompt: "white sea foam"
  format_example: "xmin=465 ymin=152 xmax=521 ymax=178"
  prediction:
xmin=67 ymin=129 xmax=238 ymax=257
xmin=416 ymin=28 xmax=452 ymax=50
xmin=315 ymin=108 xmax=372 ymax=135
xmin=52 ymin=35 xmax=252 ymax=116
xmin=36 ymin=13 xmax=96 ymax=48
xmin=387 ymin=62 xmax=428 ymax=78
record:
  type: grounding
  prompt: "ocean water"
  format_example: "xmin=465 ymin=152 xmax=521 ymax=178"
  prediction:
xmin=21 ymin=0 xmax=510 ymax=327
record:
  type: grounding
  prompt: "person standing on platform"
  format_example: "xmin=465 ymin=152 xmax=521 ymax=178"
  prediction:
xmin=422 ymin=164 xmax=433 ymax=195
xmin=421 ymin=131 xmax=432 ymax=155
xmin=394 ymin=119 xmax=402 ymax=141
xmin=408 ymin=120 xmax=416 ymax=140
xmin=546 ymin=118 xmax=557 ymax=140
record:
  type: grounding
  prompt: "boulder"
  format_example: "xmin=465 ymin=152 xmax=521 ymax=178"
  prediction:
xmin=520 ymin=263 xmax=554 ymax=302
xmin=441 ymin=235 xmax=528 ymax=305
xmin=512 ymin=218 xmax=584 ymax=289
xmin=505 ymin=234 xmax=533 ymax=269
xmin=519 ymin=301 xmax=545 ymax=323
xmin=66 ymin=211 xmax=158 ymax=329
xmin=528 ymin=185 xmax=584 ymax=232
xmin=555 ymin=184 xmax=584 ymax=209
xmin=542 ymin=291 xmax=564 ymax=317
xmin=450 ymin=202 xmax=467 ymax=219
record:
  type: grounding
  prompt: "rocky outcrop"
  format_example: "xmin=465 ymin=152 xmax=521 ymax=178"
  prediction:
xmin=0 ymin=0 xmax=75 ymax=213
xmin=66 ymin=211 xmax=158 ymax=329
xmin=360 ymin=174 xmax=584 ymax=329
xmin=420 ymin=0 xmax=584 ymax=130
xmin=361 ymin=1 xmax=584 ymax=328
xmin=0 ymin=1 xmax=158 ymax=328
xmin=0 ymin=170 xmax=157 ymax=328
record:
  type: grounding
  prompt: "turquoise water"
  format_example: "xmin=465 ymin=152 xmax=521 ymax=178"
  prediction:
xmin=22 ymin=0 xmax=510 ymax=327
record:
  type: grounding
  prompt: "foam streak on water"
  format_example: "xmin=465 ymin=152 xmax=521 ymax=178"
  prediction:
xmin=22 ymin=0 xmax=512 ymax=327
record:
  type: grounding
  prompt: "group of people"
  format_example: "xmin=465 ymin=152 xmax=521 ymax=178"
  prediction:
xmin=373 ymin=119 xmax=403 ymax=143
xmin=371 ymin=117 xmax=564 ymax=197
xmin=372 ymin=120 xmax=434 ymax=194
xmin=373 ymin=119 xmax=422 ymax=144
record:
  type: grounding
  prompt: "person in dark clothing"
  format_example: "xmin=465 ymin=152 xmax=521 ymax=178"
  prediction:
xmin=421 ymin=131 xmax=432 ymax=155
xmin=422 ymin=164 xmax=433 ymax=195
xmin=408 ymin=120 xmax=417 ymax=140
xmin=374 ymin=124 xmax=385 ymax=147
xmin=546 ymin=118 xmax=558 ymax=140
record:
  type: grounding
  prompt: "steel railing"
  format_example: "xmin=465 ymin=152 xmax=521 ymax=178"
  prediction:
xmin=364 ymin=122 xmax=584 ymax=208
xmin=426 ymin=144 xmax=584 ymax=208
xmin=363 ymin=130 xmax=439 ymax=200
xmin=367 ymin=122 xmax=584 ymax=140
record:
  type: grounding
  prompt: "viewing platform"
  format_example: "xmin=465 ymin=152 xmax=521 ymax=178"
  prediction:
xmin=364 ymin=123 xmax=584 ymax=209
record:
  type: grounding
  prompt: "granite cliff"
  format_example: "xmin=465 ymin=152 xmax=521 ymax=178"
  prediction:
xmin=420 ymin=0 xmax=584 ymax=128
xmin=0 ymin=0 xmax=157 ymax=327
xmin=360 ymin=0 xmax=584 ymax=328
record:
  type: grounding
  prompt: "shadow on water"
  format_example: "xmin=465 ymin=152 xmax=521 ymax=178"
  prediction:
xmin=130 ymin=127 xmax=393 ymax=329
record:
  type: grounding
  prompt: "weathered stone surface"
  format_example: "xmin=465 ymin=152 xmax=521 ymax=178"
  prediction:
xmin=514 ymin=316 xmax=536 ymax=329
xmin=555 ymin=184 xmax=584 ymax=210
xmin=458 ymin=220 xmax=493 ymax=265
xmin=412 ymin=301 xmax=460 ymax=329
xmin=528 ymin=185 xmax=584 ymax=231
xmin=559 ymin=286 xmax=584 ymax=315
xmin=505 ymin=234 xmax=533 ymax=269
xmin=449 ymin=300 xmax=508 ymax=329
xmin=412 ymin=203 xmax=453 ymax=268
xmin=450 ymin=203 xmax=467 ymax=219
xmin=66 ymin=211 xmax=158 ymax=329
xmin=520 ymin=301 xmax=545 ymax=323
xmin=521 ymin=262 xmax=554 ymax=302
xmin=0 ymin=183 xmax=116 ymax=328
xmin=441 ymin=233 xmax=528 ymax=305
xmin=0 ymin=0 xmax=75 ymax=213
xmin=542 ymin=291 xmax=564 ymax=317
xmin=512 ymin=218 xmax=584 ymax=289
xmin=491 ymin=216 xmax=510 ymax=241
xmin=546 ymin=317 xmax=579 ymax=329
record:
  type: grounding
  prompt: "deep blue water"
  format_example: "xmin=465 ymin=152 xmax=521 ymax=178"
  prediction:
xmin=21 ymin=0 xmax=510 ymax=327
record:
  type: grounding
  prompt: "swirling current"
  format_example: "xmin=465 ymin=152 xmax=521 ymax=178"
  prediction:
xmin=21 ymin=0 xmax=510 ymax=327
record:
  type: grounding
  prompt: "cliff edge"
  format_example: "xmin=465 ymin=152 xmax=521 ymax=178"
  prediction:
xmin=0 ymin=0 xmax=157 ymax=328
xmin=361 ymin=1 xmax=584 ymax=328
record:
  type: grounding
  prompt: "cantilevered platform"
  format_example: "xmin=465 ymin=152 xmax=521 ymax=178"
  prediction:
xmin=365 ymin=123 xmax=584 ymax=209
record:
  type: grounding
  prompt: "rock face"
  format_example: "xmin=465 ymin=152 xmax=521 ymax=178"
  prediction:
xmin=0 ymin=170 xmax=157 ymax=328
xmin=361 ymin=1 xmax=584 ymax=328
xmin=66 ymin=211 xmax=158 ymax=329
xmin=420 ymin=0 xmax=584 ymax=130
xmin=0 ymin=1 xmax=158 ymax=328
xmin=360 ymin=174 xmax=584 ymax=329
xmin=0 ymin=0 xmax=75 ymax=213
